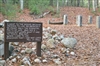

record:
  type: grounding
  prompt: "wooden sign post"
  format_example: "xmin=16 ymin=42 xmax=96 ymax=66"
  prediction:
xmin=4 ymin=22 xmax=42 ymax=60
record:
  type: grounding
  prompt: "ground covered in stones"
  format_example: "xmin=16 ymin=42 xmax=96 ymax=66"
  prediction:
xmin=0 ymin=7 xmax=100 ymax=66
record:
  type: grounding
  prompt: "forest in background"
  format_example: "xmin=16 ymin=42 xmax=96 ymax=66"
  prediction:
xmin=0 ymin=0 xmax=100 ymax=19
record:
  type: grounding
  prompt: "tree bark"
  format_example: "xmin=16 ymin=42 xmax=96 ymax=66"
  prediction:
xmin=77 ymin=0 xmax=80 ymax=7
xmin=88 ymin=0 xmax=91 ymax=10
xmin=57 ymin=0 xmax=59 ymax=13
xmin=97 ymin=0 xmax=99 ymax=8
xmin=49 ymin=0 xmax=53 ymax=6
xmin=81 ymin=0 xmax=84 ymax=7
xmin=20 ymin=0 xmax=24 ymax=10
xmin=2 ymin=0 xmax=7 ymax=3
xmin=93 ymin=0 xmax=96 ymax=11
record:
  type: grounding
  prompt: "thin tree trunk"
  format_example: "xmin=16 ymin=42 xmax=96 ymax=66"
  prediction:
xmin=49 ymin=0 xmax=53 ymax=6
xmin=2 ymin=0 xmax=7 ymax=3
xmin=97 ymin=0 xmax=99 ymax=8
xmin=65 ymin=0 xmax=68 ymax=6
xmin=57 ymin=0 xmax=59 ymax=13
xmin=88 ymin=0 xmax=91 ymax=10
xmin=20 ymin=0 xmax=24 ymax=10
xmin=77 ymin=0 xmax=80 ymax=7
xmin=93 ymin=0 xmax=96 ymax=11
xmin=81 ymin=0 xmax=84 ymax=7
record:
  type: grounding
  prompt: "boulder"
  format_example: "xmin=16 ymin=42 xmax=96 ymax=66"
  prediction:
xmin=46 ymin=39 xmax=55 ymax=49
xmin=61 ymin=37 xmax=77 ymax=48
xmin=41 ymin=44 xmax=47 ymax=50
xmin=34 ymin=58 xmax=41 ymax=63
xmin=0 ymin=60 xmax=5 ymax=66
xmin=53 ymin=58 xmax=61 ymax=65
xmin=22 ymin=57 xmax=31 ymax=66
xmin=0 ymin=44 xmax=14 ymax=56
xmin=0 ymin=19 xmax=9 ymax=27
xmin=25 ymin=48 xmax=33 ymax=54
xmin=0 ymin=34 xmax=4 ymax=41
xmin=42 ymin=59 xmax=48 ymax=63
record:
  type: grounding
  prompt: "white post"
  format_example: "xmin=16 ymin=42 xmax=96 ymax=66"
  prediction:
xmin=88 ymin=16 xmax=92 ymax=24
xmin=63 ymin=15 xmax=68 ymax=25
xmin=20 ymin=0 xmax=24 ymax=10
xmin=96 ymin=16 xmax=100 ymax=28
xmin=77 ymin=15 xmax=82 ymax=27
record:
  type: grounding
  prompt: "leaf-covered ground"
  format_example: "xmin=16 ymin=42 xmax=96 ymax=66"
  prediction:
xmin=1 ymin=7 xmax=100 ymax=66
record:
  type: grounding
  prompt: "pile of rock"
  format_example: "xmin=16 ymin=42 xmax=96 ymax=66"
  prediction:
xmin=0 ymin=26 xmax=78 ymax=66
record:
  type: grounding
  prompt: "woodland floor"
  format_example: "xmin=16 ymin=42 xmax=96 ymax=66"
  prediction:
xmin=1 ymin=7 xmax=100 ymax=66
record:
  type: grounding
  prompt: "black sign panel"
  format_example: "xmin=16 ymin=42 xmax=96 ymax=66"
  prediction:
xmin=4 ymin=22 xmax=42 ymax=42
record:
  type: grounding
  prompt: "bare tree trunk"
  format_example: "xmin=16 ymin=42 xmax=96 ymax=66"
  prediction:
xmin=20 ymin=0 xmax=24 ymax=10
xmin=65 ymin=0 xmax=68 ymax=6
xmin=77 ymin=0 xmax=80 ymax=7
xmin=88 ymin=0 xmax=91 ymax=10
xmin=57 ymin=0 xmax=59 ymax=13
xmin=97 ymin=0 xmax=99 ymax=8
xmin=81 ymin=0 xmax=84 ymax=7
xmin=2 ymin=0 xmax=7 ymax=3
xmin=93 ymin=0 xmax=96 ymax=11
xmin=49 ymin=0 xmax=53 ymax=6
xmin=71 ymin=0 xmax=73 ymax=6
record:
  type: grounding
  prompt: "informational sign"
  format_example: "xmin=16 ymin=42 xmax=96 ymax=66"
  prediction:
xmin=4 ymin=22 xmax=42 ymax=60
xmin=4 ymin=22 xmax=42 ymax=42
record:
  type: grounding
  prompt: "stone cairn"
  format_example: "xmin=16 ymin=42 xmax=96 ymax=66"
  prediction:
xmin=0 ymin=21 xmax=78 ymax=66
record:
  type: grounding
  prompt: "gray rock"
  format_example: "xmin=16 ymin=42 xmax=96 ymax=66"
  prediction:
xmin=0 ymin=34 xmax=4 ymax=41
xmin=53 ymin=58 xmax=61 ymax=65
xmin=13 ymin=42 xmax=19 ymax=46
xmin=21 ymin=50 xmax=25 ymax=54
xmin=60 ymin=48 xmax=67 ymax=53
xmin=22 ymin=57 xmax=31 ymax=66
xmin=61 ymin=37 xmax=77 ymax=48
xmin=0 ymin=30 xmax=3 ymax=34
xmin=70 ymin=52 xmax=75 ymax=55
xmin=52 ymin=54 xmax=59 ymax=58
xmin=0 ymin=60 xmax=5 ymax=66
xmin=32 ymin=42 xmax=37 ymax=45
xmin=46 ymin=39 xmax=55 ymax=49
xmin=25 ymin=48 xmax=33 ymax=54
xmin=0 ymin=44 xmax=14 ymax=56
xmin=59 ymin=34 xmax=64 ymax=40
xmin=0 ymin=44 xmax=4 ymax=56
xmin=52 ymin=34 xmax=58 ymax=39
xmin=47 ymin=27 xmax=52 ymax=31
xmin=34 ymin=58 xmax=41 ymax=63
xmin=50 ymin=29 xmax=57 ymax=35
xmin=9 ymin=44 xmax=14 ymax=56
xmin=44 ymin=32 xmax=52 ymax=39
xmin=42 ymin=59 xmax=48 ymax=63
xmin=0 ymin=19 xmax=9 ymax=27
xmin=41 ymin=44 xmax=47 ymax=50
xmin=11 ymin=58 xmax=17 ymax=63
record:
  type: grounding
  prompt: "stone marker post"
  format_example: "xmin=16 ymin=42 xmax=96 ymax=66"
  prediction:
xmin=88 ymin=16 xmax=92 ymax=24
xmin=96 ymin=16 xmax=100 ymax=28
xmin=77 ymin=15 xmax=82 ymax=27
xmin=63 ymin=15 xmax=68 ymax=25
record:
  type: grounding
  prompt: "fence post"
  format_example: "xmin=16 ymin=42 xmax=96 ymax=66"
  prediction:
xmin=63 ymin=15 xmax=68 ymax=25
xmin=76 ymin=15 xmax=82 ymax=27
xmin=88 ymin=16 xmax=92 ymax=24
xmin=96 ymin=16 xmax=100 ymax=28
